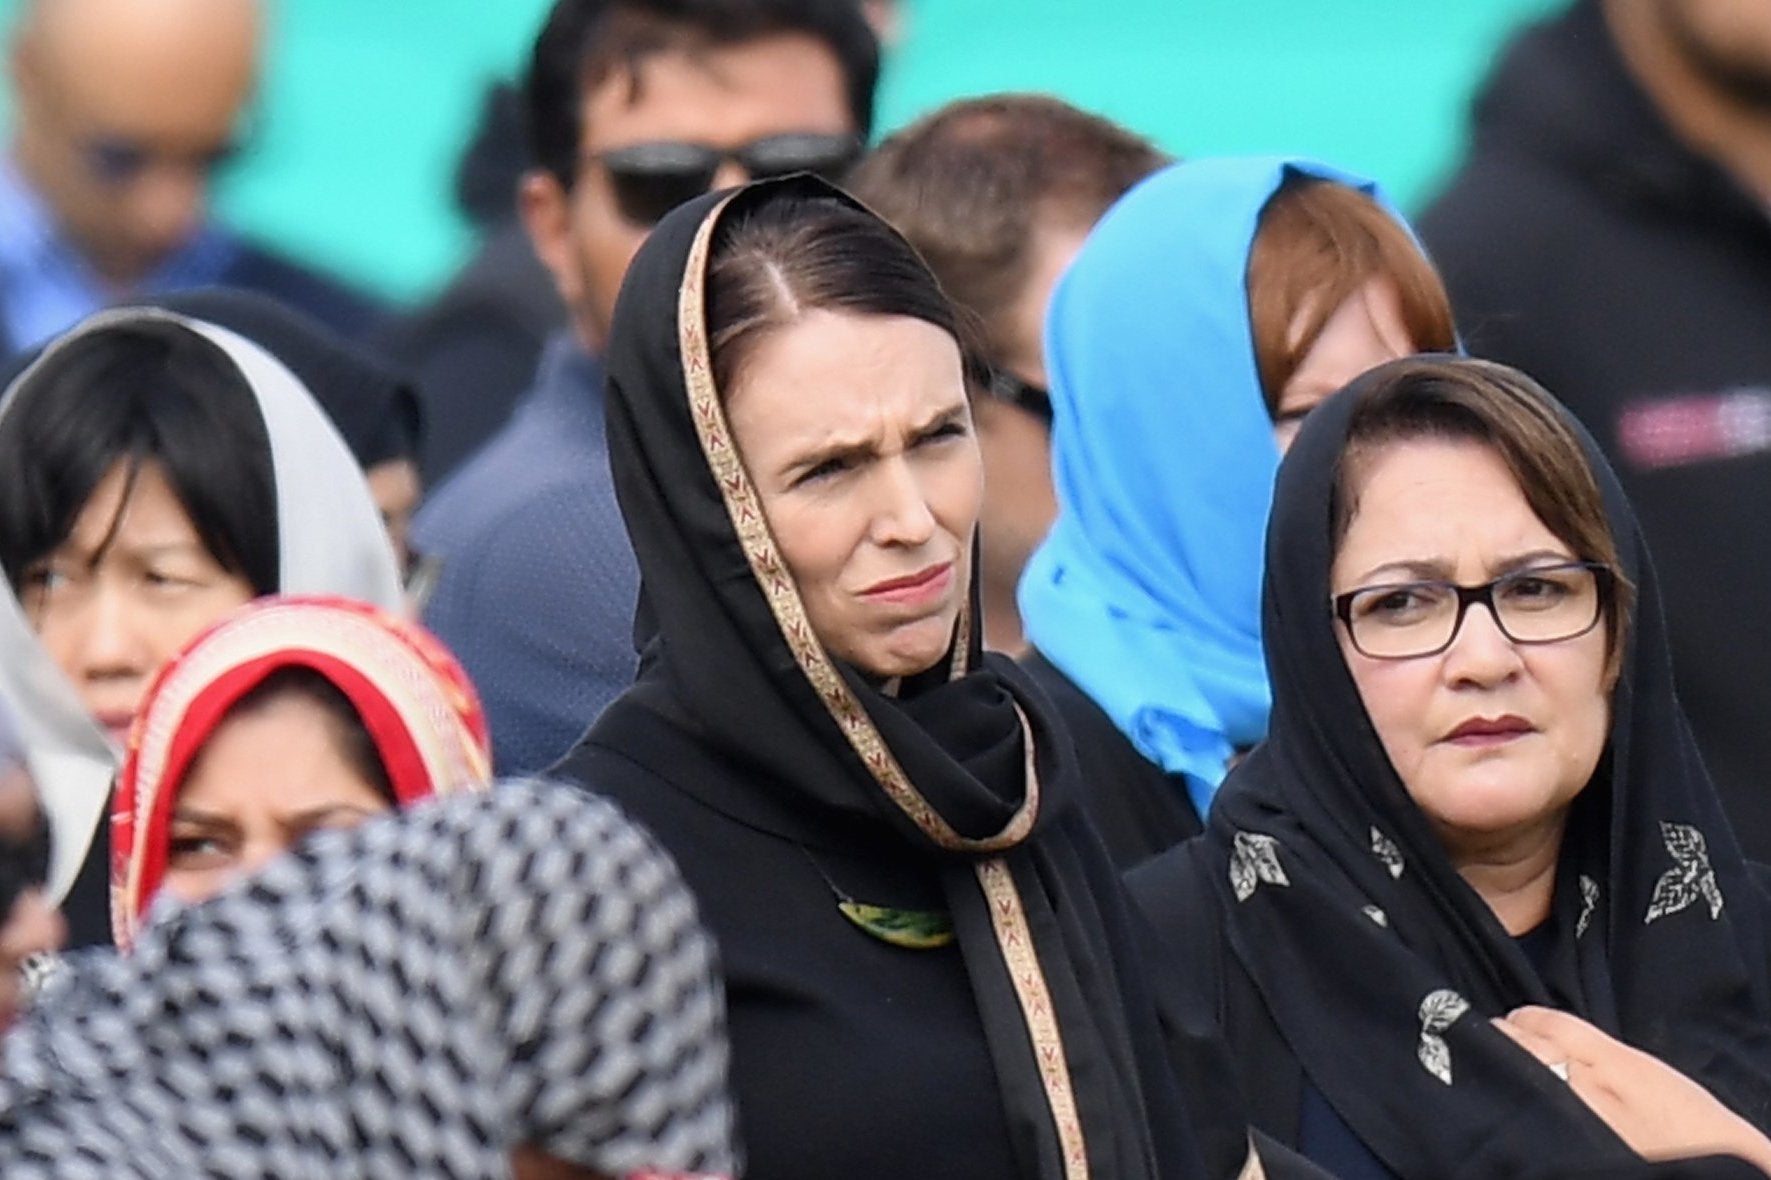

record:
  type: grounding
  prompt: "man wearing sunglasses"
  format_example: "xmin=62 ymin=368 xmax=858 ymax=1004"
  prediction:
xmin=411 ymin=0 xmax=878 ymax=776
xmin=0 ymin=0 xmax=382 ymax=356
xmin=850 ymin=96 xmax=1169 ymax=656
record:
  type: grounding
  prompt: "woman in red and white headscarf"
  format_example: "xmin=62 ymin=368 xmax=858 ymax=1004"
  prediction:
xmin=110 ymin=594 xmax=490 ymax=949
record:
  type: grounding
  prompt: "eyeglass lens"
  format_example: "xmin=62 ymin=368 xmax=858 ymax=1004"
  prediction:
xmin=1339 ymin=563 xmax=1605 ymax=659
xmin=600 ymin=133 xmax=861 ymax=226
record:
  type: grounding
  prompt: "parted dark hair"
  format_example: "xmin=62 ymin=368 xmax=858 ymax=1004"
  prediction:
xmin=847 ymin=94 xmax=1170 ymax=360
xmin=705 ymin=190 xmax=986 ymax=396
xmin=0 ymin=320 xmax=278 ymax=595
xmin=210 ymin=665 xmax=396 ymax=806
xmin=1332 ymin=356 xmax=1634 ymax=676
xmin=527 ymin=0 xmax=880 ymax=191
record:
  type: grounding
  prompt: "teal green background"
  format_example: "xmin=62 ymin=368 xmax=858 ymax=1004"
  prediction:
xmin=0 ymin=0 xmax=1563 ymax=305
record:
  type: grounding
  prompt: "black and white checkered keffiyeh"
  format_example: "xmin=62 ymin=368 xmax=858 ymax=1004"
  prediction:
xmin=0 ymin=779 xmax=738 ymax=1179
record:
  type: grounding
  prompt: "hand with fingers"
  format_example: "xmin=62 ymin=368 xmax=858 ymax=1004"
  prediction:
xmin=1493 ymin=1005 xmax=1771 ymax=1174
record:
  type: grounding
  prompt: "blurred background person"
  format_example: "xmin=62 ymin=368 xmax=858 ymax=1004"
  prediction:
xmin=0 ymin=706 xmax=59 ymax=1036
xmin=373 ymin=81 xmax=566 ymax=487
xmin=0 ymin=0 xmax=383 ymax=356
xmin=111 ymin=594 xmax=490 ymax=950
xmin=1019 ymin=156 xmax=1457 ymax=867
xmin=848 ymin=93 xmax=1170 ymax=656
xmin=1418 ymin=0 xmax=1771 ymax=863
xmin=1 ymin=781 xmax=739 ymax=1179
xmin=413 ymin=0 xmax=879 ymax=775
xmin=0 ymin=308 xmax=401 ymax=947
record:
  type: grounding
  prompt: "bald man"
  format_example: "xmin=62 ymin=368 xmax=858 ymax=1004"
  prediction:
xmin=0 ymin=0 xmax=382 ymax=354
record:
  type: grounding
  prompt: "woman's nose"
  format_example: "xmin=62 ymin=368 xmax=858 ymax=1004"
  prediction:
xmin=1442 ymin=601 xmax=1525 ymax=685
xmin=75 ymin=585 xmax=152 ymax=681
xmin=869 ymin=461 xmax=938 ymax=547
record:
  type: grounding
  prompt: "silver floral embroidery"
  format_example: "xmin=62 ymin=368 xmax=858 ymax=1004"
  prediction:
xmin=1370 ymin=827 xmax=1405 ymax=880
xmin=1645 ymin=822 xmax=1724 ymax=925
xmin=1362 ymin=904 xmax=1389 ymax=928
xmin=1576 ymin=875 xmax=1601 ymax=938
xmin=1418 ymin=988 xmax=1471 ymax=1085
xmin=1229 ymin=831 xmax=1289 ymax=902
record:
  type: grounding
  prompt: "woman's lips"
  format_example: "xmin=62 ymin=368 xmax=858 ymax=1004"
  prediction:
xmin=1444 ymin=715 xmax=1534 ymax=746
xmin=861 ymin=562 xmax=954 ymax=607
xmin=96 ymin=713 xmax=133 ymax=746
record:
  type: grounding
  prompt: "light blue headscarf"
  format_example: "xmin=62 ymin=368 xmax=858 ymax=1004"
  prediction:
xmin=1019 ymin=155 xmax=1418 ymax=817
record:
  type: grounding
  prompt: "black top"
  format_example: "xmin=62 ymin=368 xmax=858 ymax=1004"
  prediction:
xmin=553 ymin=176 xmax=1254 ymax=1180
xmin=1020 ymin=650 xmax=1201 ymax=869
xmin=1417 ymin=0 xmax=1771 ymax=863
xmin=1130 ymin=356 xmax=1771 ymax=1178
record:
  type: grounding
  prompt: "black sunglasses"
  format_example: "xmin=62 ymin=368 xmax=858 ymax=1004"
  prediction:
xmin=590 ymin=132 xmax=864 ymax=226
xmin=986 ymin=369 xmax=1054 ymax=425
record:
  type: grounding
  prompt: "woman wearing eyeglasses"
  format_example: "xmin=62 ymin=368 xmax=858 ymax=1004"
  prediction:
xmin=1130 ymin=355 xmax=1771 ymax=1177
xmin=1016 ymin=156 xmax=1458 ymax=871
xmin=554 ymin=174 xmax=1272 ymax=1180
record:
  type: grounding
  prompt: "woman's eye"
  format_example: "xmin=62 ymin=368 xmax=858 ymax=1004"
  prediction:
xmin=1500 ymin=573 xmax=1573 ymax=608
xmin=143 ymin=568 xmax=200 ymax=591
xmin=1357 ymin=584 xmax=1444 ymax=624
xmin=795 ymin=456 xmax=850 ymax=487
xmin=917 ymin=419 xmax=968 ymax=445
xmin=167 ymin=833 xmax=231 ymax=866
xmin=21 ymin=564 xmax=70 ymax=592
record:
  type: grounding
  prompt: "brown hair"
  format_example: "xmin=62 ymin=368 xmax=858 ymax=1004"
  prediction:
xmin=705 ymin=190 xmax=986 ymax=397
xmin=1331 ymin=356 xmax=1634 ymax=674
xmin=1247 ymin=176 xmax=1456 ymax=416
xmin=846 ymin=94 xmax=1169 ymax=360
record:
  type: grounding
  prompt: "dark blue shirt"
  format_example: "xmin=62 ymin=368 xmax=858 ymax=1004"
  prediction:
xmin=410 ymin=334 xmax=638 ymax=773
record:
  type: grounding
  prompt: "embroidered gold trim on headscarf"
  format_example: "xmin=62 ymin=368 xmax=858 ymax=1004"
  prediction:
xmin=977 ymin=855 xmax=1089 ymax=1180
xmin=675 ymin=193 xmax=1034 ymax=855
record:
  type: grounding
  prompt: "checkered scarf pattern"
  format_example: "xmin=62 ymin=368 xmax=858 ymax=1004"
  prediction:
xmin=0 ymin=780 xmax=738 ymax=1178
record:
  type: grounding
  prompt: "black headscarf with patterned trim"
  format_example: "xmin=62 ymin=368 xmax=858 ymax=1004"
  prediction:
xmin=1134 ymin=355 xmax=1771 ymax=1177
xmin=586 ymin=174 xmax=1254 ymax=1180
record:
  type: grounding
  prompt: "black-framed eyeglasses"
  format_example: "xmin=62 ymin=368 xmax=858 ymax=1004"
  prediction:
xmin=588 ymin=132 xmax=864 ymax=227
xmin=1333 ymin=561 xmax=1614 ymax=660
xmin=986 ymin=369 xmax=1053 ymax=425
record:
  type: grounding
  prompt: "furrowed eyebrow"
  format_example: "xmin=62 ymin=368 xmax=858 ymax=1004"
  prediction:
xmin=780 ymin=398 xmax=969 ymax=482
xmin=1346 ymin=548 xmax=1578 ymax=587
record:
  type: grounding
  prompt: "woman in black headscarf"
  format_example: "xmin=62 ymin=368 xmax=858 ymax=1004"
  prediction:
xmin=1130 ymin=355 xmax=1771 ymax=1178
xmin=553 ymin=175 xmax=1263 ymax=1180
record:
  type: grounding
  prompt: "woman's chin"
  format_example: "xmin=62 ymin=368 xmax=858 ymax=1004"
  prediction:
xmin=842 ymin=620 xmax=958 ymax=682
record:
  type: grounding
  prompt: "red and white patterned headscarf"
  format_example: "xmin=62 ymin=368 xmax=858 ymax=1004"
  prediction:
xmin=110 ymin=594 xmax=490 ymax=949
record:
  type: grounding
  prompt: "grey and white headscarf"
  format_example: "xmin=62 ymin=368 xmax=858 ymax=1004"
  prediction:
xmin=0 ymin=779 xmax=738 ymax=1179
xmin=0 ymin=307 xmax=404 ymax=906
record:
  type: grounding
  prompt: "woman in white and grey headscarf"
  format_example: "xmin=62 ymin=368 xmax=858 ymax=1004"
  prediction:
xmin=0 ymin=308 xmax=401 ymax=946
xmin=0 ymin=779 xmax=739 ymax=1179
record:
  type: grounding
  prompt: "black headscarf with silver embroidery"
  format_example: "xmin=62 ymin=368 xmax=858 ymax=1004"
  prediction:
xmin=1134 ymin=355 xmax=1771 ymax=1176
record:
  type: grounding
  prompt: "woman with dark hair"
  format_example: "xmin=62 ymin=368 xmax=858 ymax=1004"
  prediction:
xmin=1131 ymin=356 xmax=1771 ymax=1176
xmin=111 ymin=594 xmax=490 ymax=949
xmin=553 ymin=175 xmax=1266 ymax=1180
xmin=0 ymin=308 xmax=401 ymax=947
xmin=1017 ymin=156 xmax=1458 ymax=869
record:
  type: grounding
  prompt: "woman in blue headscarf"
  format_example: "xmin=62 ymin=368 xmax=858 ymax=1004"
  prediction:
xmin=1018 ymin=156 xmax=1457 ymax=868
